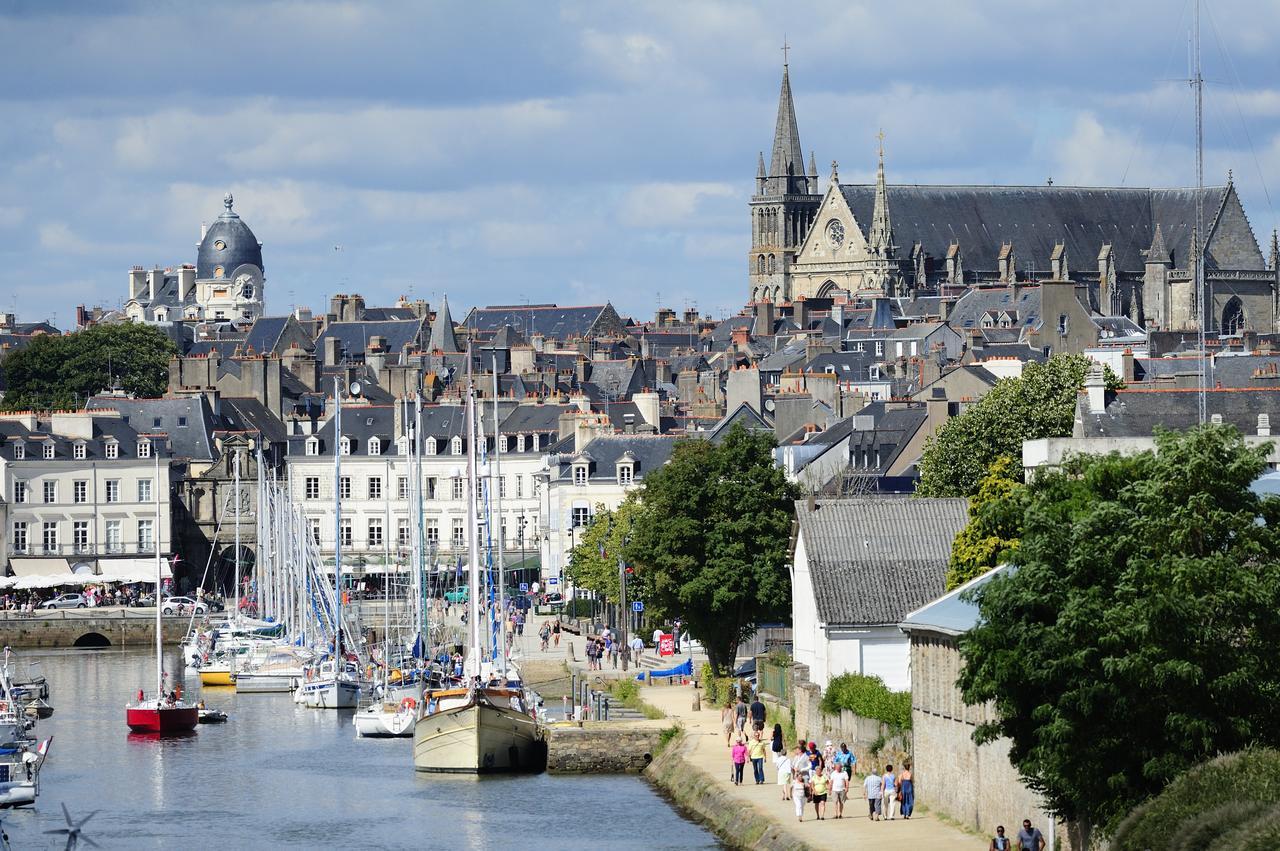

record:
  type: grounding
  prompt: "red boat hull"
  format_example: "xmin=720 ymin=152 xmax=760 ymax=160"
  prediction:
xmin=126 ymin=706 xmax=199 ymax=733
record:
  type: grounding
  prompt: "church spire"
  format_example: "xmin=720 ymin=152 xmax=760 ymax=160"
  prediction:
xmin=1148 ymin=222 xmax=1171 ymax=265
xmin=1270 ymin=228 xmax=1279 ymax=272
xmin=428 ymin=293 xmax=460 ymax=353
xmin=867 ymin=131 xmax=895 ymax=258
xmin=766 ymin=59 xmax=808 ymax=195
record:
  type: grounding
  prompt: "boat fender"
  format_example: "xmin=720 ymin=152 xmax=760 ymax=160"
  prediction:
xmin=0 ymin=702 xmax=6 ymax=713
xmin=400 ymin=697 xmax=416 ymax=711
xmin=390 ymin=668 xmax=403 ymax=683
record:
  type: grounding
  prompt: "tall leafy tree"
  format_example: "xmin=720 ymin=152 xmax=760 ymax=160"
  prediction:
xmin=566 ymin=496 xmax=645 ymax=605
xmin=946 ymin=455 xmax=1027 ymax=589
xmin=626 ymin=424 xmax=798 ymax=675
xmin=916 ymin=354 xmax=1122 ymax=498
xmin=2 ymin=323 xmax=177 ymax=410
xmin=958 ymin=426 xmax=1280 ymax=847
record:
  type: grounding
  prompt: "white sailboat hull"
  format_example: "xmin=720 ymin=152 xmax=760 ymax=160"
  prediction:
xmin=235 ymin=672 xmax=302 ymax=693
xmin=413 ymin=698 xmax=542 ymax=773
xmin=0 ymin=780 xmax=35 ymax=808
xmin=297 ymin=678 xmax=360 ymax=709
xmin=354 ymin=705 xmax=416 ymax=737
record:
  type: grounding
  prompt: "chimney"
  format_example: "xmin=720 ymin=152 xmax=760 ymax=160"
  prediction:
xmin=129 ymin=267 xmax=147 ymax=301
xmin=633 ymin=390 xmax=661 ymax=430
xmin=366 ymin=335 xmax=388 ymax=373
xmin=939 ymin=298 xmax=953 ymax=322
xmin=324 ymin=336 xmax=343 ymax=366
xmin=147 ymin=267 xmax=164 ymax=302
xmin=683 ymin=307 xmax=698 ymax=325
xmin=793 ymin=297 xmax=808 ymax=329
xmin=178 ymin=265 xmax=196 ymax=302
xmin=569 ymin=392 xmax=590 ymax=413
xmin=329 ymin=294 xmax=347 ymax=322
xmin=1259 ymin=413 xmax=1271 ymax=437
xmin=830 ymin=303 xmax=845 ymax=328
xmin=753 ymin=301 xmax=775 ymax=337
xmin=731 ymin=325 xmax=751 ymax=351
xmin=1084 ymin=364 xmax=1107 ymax=414
xmin=1121 ymin=348 xmax=1136 ymax=383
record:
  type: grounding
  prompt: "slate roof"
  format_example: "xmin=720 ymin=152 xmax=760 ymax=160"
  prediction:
xmin=244 ymin=316 xmax=299 ymax=354
xmin=463 ymin=304 xmax=625 ymax=341
xmin=703 ymin=402 xmax=772 ymax=443
xmin=795 ymin=497 xmax=969 ymax=626
xmin=839 ymin=183 xmax=1245 ymax=273
xmin=85 ymin=396 xmax=217 ymax=461
xmin=0 ymin=414 xmax=173 ymax=461
xmin=1080 ymin=387 xmax=1280 ymax=437
xmin=197 ymin=195 xmax=263 ymax=280
xmin=555 ymin=434 xmax=677 ymax=482
xmin=316 ymin=319 xmax=425 ymax=362
xmin=803 ymin=351 xmax=879 ymax=381
xmin=948 ymin=286 xmax=1044 ymax=331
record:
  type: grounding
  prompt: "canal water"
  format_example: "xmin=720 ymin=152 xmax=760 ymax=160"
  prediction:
xmin=3 ymin=648 xmax=719 ymax=850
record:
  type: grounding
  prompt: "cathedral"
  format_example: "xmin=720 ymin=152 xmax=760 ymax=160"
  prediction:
xmin=749 ymin=63 xmax=1280 ymax=334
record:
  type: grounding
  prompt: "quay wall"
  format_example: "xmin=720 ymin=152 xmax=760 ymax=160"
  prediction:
xmin=644 ymin=731 xmax=812 ymax=851
xmin=0 ymin=611 xmax=188 ymax=648
xmin=545 ymin=722 xmax=665 ymax=773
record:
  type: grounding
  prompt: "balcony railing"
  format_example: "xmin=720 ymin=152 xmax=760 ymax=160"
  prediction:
xmin=8 ymin=543 xmax=158 ymax=558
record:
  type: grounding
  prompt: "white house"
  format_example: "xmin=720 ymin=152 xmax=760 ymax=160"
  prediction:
xmin=790 ymin=496 xmax=968 ymax=692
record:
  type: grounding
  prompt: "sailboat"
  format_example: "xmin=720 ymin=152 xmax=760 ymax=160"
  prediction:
xmin=126 ymin=456 xmax=199 ymax=734
xmin=297 ymin=377 xmax=361 ymax=710
xmin=413 ymin=359 xmax=542 ymax=772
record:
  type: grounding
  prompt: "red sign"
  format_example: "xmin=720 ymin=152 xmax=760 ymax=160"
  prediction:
xmin=658 ymin=633 xmax=675 ymax=657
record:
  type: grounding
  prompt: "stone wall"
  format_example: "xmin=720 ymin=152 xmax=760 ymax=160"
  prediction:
xmin=790 ymin=679 xmax=910 ymax=773
xmin=0 ymin=611 xmax=187 ymax=648
xmin=546 ymin=722 xmax=665 ymax=773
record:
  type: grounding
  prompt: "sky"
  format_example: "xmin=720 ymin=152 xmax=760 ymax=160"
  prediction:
xmin=3 ymin=0 xmax=1280 ymax=327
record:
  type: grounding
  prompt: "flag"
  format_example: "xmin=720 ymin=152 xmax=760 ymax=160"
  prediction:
xmin=37 ymin=736 xmax=52 ymax=763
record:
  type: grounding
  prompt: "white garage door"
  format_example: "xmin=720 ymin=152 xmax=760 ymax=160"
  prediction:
xmin=860 ymin=639 xmax=909 ymax=691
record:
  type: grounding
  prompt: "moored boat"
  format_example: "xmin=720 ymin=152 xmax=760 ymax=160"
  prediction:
xmin=412 ymin=686 xmax=542 ymax=773
xmin=355 ymin=697 xmax=417 ymax=738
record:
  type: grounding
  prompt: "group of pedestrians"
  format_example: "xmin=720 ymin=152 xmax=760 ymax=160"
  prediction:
xmin=859 ymin=762 xmax=914 ymax=821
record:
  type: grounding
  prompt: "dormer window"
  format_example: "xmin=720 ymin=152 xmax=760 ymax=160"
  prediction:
xmin=73 ymin=442 xmax=86 ymax=460
xmin=426 ymin=436 xmax=437 ymax=455
xmin=137 ymin=440 xmax=151 ymax=459
xmin=12 ymin=442 xmax=24 ymax=460
xmin=517 ymin=434 xmax=527 ymax=453
xmin=42 ymin=442 xmax=55 ymax=459
xmin=450 ymin=436 xmax=462 ymax=456
xmin=105 ymin=440 xmax=119 ymax=460
xmin=397 ymin=436 xmax=409 ymax=456
xmin=305 ymin=437 xmax=320 ymax=456
xmin=618 ymin=464 xmax=634 ymax=486
xmin=573 ymin=465 xmax=589 ymax=486
xmin=340 ymin=437 xmax=352 ymax=456
xmin=499 ymin=435 xmax=508 ymax=453
xmin=368 ymin=437 xmax=382 ymax=456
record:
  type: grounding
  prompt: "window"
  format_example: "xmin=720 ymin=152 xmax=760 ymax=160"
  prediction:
xmin=105 ymin=441 xmax=119 ymax=460
xmin=367 ymin=518 xmax=383 ymax=549
xmin=340 ymin=437 xmax=352 ymax=456
xmin=138 ymin=478 xmax=152 ymax=503
xmin=339 ymin=476 xmax=351 ymax=500
xmin=875 ymin=341 xmax=884 ymax=356
xmin=105 ymin=520 xmax=122 ymax=553
xmin=368 ymin=476 xmax=383 ymax=500
xmin=305 ymin=476 xmax=320 ymax=500
xmin=425 ymin=437 xmax=437 ymax=455
xmin=306 ymin=438 xmax=319 ymax=456
xmin=12 ymin=443 xmax=23 ymax=460
xmin=152 ymin=417 xmax=162 ymax=429
xmin=618 ymin=465 xmax=634 ymax=486
xmin=451 ymin=519 xmax=465 ymax=546
xmin=12 ymin=481 xmax=27 ymax=504
xmin=515 ymin=476 xmax=523 ymax=498
xmin=73 ymin=442 xmax=86 ymax=460
xmin=427 ymin=520 xmax=440 ymax=546
xmin=43 ymin=480 xmax=57 ymax=503
xmin=571 ymin=506 xmax=590 ymax=528
xmin=340 ymin=519 xmax=353 ymax=547
xmin=499 ymin=435 xmax=508 ymax=453
xmin=450 ymin=435 xmax=462 ymax=455
xmin=309 ymin=518 xmax=321 ymax=545
xmin=499 ymin=476 xmax=507 ymax=499
xmin=137 ymin=440 xmax=151 ymax=459
xmin=137 ymin=519 xmax=153 ymax=552
xmin=452 ymin=478 xmax=464 ymax=500
xmin=425 ymin=477 xmax=437 ymax=500
xmin=397 ymin=519 xmax=411 ymax=547
xmin=11 ymin=522 xmax=27 ymax=554
xmin=178 ymin=416 xmax=188 ymax=428
xmin=397 ymin=476 xmax=409 ymax=500
xmin=1057 ymin=313 xmax=1069 ymax=335
xmin=368 ymin=437 xmax=382 ymax=456
xmin=73 ymin=480 xmax=87 ymax=504
xmin=105 ymin=480 xmax=120 ymax=503
xmin=42 ymin=442 xmax=55 ymax=459
xmin=73 ymin=521 xmax=89 ymax=553
xmin=501 ymin=517 xmax=508 ymax=544
xmin=42 ymin=522 xmax=58 ymax=554
xmin=517 ymin=434 xmax=526 ymax=453
xmin=573 ymin=465 xmax=588 ymax=486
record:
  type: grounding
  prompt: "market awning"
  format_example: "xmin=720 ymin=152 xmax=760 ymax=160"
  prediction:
xmin=8 ymin=557 xmax=73 ymax=578
xmin=96 ymin=557 xmax=172 ymax=583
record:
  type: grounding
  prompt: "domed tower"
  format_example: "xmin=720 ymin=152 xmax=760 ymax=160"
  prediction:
xmin=196 ymin=192 xmax=265 ymax=324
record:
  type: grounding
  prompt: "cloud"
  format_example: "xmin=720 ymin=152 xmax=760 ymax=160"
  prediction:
xmin=38 ymin=222 xmax=95 ymax=254
xmin=617 ymin=182 xmax=736 ymax=228
xmin=0 ymin=206 xmax=25 ymax=227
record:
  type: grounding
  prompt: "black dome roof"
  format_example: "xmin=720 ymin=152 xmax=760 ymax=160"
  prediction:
xmin=197 ymin=193 xmax=264 ymax=281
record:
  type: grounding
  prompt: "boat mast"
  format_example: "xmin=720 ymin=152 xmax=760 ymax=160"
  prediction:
xmin=491 ymin=355 xmax=507 ymax=672
xmin=413 ymin=392 xmax=425 ymax=654
xmin=154 ymin=452 xmax=163 ymax=700
xmin=464 ymin=346 xmax=482 ymax=678
xmin=1193 ymin=0 xmax=1207 ymax=424
xmin=333 ymin=376 xmax=344 ymax=666
xmin=232 ymin=448 xmax=241 ymax=618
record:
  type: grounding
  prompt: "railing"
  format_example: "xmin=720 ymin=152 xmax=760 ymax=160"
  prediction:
xmin=756 ymin=656 xmax=794 ymax=704
xmin=8 ymin=544 xmax=157 ymax=557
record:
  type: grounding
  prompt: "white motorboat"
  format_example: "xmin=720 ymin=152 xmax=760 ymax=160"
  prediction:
xmin=412 ymin=685 xmax=541 ymax=773
xmin=354 ymin=698 xmax=417 ymax=737
xmin=297 ymin=660 xmax=361 ymax=709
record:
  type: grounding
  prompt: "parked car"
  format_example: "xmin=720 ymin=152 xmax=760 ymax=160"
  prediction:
xmin=161 ymin=596 xmax=207 ymax=615
xmin=132 ymin=592 xmax=156 ymax=608
xmin=39 ymin=593 xmax=87 ymax=610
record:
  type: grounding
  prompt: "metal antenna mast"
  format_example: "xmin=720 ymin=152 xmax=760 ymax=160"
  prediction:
xmin=1193 ymin=0 xmax=1207 ymax=424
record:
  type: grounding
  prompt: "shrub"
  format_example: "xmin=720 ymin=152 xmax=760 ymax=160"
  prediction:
xmin=608 ymin=677 xmax=665 ymax=720
xmin=657 ymin=725 xmax=682 ymax=752
xmin=563 ymin=598 xmax=594 ymax=618
xmin=1112 ymin=749 xmax=1280 ymax=849
xmin=819 ymin=673 xmax=911 ymax=731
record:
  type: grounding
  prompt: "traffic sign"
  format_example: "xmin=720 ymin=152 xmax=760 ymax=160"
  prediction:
xmin=547 ymin=577 xmax=558 ymax=586
xmin=519 ymin=582 xmax=529 ymax=593
xmin=631 ymin=601 xmax=644 ymax=612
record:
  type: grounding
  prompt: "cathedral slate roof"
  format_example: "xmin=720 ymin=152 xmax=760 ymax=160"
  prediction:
xmin=463 ymin=304 xmax=626 ymax=341
xmin=839 ymin=184 xmax=1247 ymax=274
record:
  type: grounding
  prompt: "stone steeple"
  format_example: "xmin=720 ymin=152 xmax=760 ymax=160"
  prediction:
xmin=1269 ymin=229 xmax=1278 ymax=272
xmin=764 ymin=63 xmax=812 ymax=196
xmin=867 ymin=133 xmax=895 ymax=259
xmin=1147 ymin=222 xmax=1171 ymax=265
xmin=428 ymin=294 xmax=460 ymax=353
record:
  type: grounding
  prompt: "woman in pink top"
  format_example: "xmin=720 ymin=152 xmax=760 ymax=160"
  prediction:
xmin=731 ymin=737 xmax=748 ymax=786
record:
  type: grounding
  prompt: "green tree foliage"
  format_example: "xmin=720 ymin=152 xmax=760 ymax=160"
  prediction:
xmin=819 ymin=673 xmax=912 ymax=730
xmin=957 ymin=426 xmax=1280 ymax=845
xmin=627 ymin=424 xmax=798 ymax=676
xmin=946 ymin=455 xmax=1028 ymax=589
xmin=2 ymin=323 xmax=177 ymax=410
xmin=565 ymin=496 xmax=645 ymax=606
xmin=916 ymin=354 xmax=1122 ymax=498
xmin=1112 ymin=749 xmax=1280 ymax=851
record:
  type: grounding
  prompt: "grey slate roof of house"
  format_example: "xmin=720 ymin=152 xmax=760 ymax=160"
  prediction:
xmin=1079 ymin=388 xmax=1280 ymax=437
xmin=703 ymin=403 xmax=772 ymax=443
xmin=243 ymin=316 xmax=300 ymax=354
xmin=317 ymin=319 xmax=426 ymax=362
xmin=463 ymin=304 xmax=625 ymax=341
xmin=85 ymin=396 xmax=216 ymax=461
xmin=795 ymin=496 xmax=969 ymax=626
xmin=197 ymin=198 xmax=263 ymax=280
xmin=803 ymin=351 xmax=879 ymax=380
xmin=0 ymin=415 xmax=172 ymax=460
xmin=758 ymin=342 xmax=808 ymax=374
xmin=839 ymin=183 xmax=1246 ymax=273
xmin=555 ymin=434 xmax=677 ymax=482
xmin=948 ymin=286 xmax=1044 ymax=331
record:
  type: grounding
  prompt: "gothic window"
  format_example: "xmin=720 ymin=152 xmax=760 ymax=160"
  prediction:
xmin=1222 ymin=298 xmax=1246 ymax=335
xmin=757 ymin=255 xmax=766 ymax=275
xmin=768 ymin=254 xmax=777 ymax=274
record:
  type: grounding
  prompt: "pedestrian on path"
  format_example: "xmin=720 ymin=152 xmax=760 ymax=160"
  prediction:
xmin=833 ymin=742 xmax=854 ymax=778
xmin=731 ymin=736 xmax=747 ymax=786
xmin=774 ymin=745 xmax=792 ymax=795
xmin=552 ymin=620 xmax=561 ymax=647
xmin=881 ymin=764 xmax=898 ymax=820
xmin=789 ymin=744 xmax=809 ymax=794
xmin=748 ymin=730 xmax=767 ymax=784
xmin=990 ymin=825 xmax=1011 ymax=850
xmin=830 ymin=761 xmax=848 ymax=819
xmin=539 ymin=622 xmax=551 ymax=651
xmin=863 ymin=771 xmax=883 ymax=821
xmin=790 ymin=769 xmax=808 ymax=822
xmin=899 ymin=761 xmax=914 ymax=818
xmin=734 ymin=695 xmax=748 ymax=733
xmin=629 ymin=635 xmax=643 ymax=665
xmin=721 ymin=700 xmax=735 ymax=746
xmin=1017 ymin=819 xmax=1046 ymax=851
xmin=809 ymin=757 xmax=829 ymax=820
xmin=749 ymin=694 xmax=766 ymax=732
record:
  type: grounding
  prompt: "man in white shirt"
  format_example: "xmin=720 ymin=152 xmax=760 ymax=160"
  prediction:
xmin=830 ymin=765 xmax=849 ymax=818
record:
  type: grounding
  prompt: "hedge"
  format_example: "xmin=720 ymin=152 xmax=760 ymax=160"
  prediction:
xmin=819 ymin=673 xmax=911 ymax=731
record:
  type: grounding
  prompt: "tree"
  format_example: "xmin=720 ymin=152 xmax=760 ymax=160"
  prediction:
xmin=2 ymin=323 xmax=177 ymax=410
xmin=566 ymin=496 xmax=645 ymax=605
xmin=626 ymin=423 xmax=798 ymax=675
xmin=916 ymin=354 xmax=1122 ymax=498
xmin=957 ymin=426 xmax=1280 ymax=846
xmin=945 ymin=455 xmax=1027 ymax=589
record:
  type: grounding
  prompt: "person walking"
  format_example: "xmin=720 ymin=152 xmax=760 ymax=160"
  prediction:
xmin=830 ymin=760 xmax=848 ymax=819
xmin=881 ymin=764 xmax=897 ymax=820
xmin=775 ymin=743 xmax=792 ymax=796
xmin=731 ymin=736 xmax=747 ymax=786
xmin=749 ymin=693 xmax=766 ymax=733
xmin=629 ymin=634 xmax=643 ymax=665
xmin=899 ymin=761 xmax=914 ymax=818
xmin=790 ymin=769 xmax=808 ymax=822
xmin=748 ymin=730 xmax=767 ymax=784
xmin=990 ymin=825 xmax=1012 ymax=850
xmin=539 ymin=622 xmax=551 ymax=652
xmin=788 ymin=744 xmax=809 ymax=799
xmin=809 ymin=757 xmax=829 ymax=820
xmin=552 ymin=619 xmax=560 ymax=647
xmin=1017 ymin=819 xmax=1046 ymax=851
xmin=721 ymin=700 xmax=736 ymax=746
xmin=833 ymin=742 xmax=854 ymax=778
xmin=770 ymin=723 xmax=784 ymax=757
xmin=863 ymin=770 xmax=883 ymax=821
xmin=734 ymin=695 xmax=749 ymax=734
